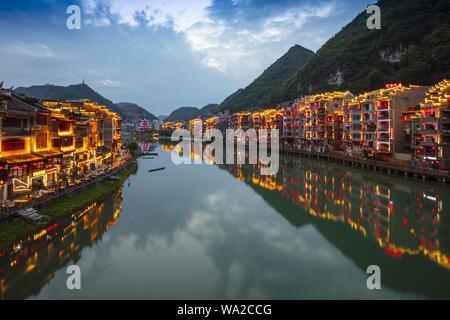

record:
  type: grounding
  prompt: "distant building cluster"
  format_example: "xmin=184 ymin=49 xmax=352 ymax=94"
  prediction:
xmin=161 ymin=80 xmax=450 ymax=170
xmin=0 ymin=88 xmax=122 ymax=199
xmin=122 ymin=119 xmax=161 ymax=143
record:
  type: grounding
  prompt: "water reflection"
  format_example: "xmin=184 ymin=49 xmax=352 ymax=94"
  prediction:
xmin=0 ymin=189 xmax=124 ymax=299
xmin=139 ymin=141 xmax=157 ymax=154
xmin=0 ymin=141 xmax=449 ymax=299
xmin=220 ymin=161 xmax=449 ymax=268
xmin=164 ymin=141 xmax=450 ymax=298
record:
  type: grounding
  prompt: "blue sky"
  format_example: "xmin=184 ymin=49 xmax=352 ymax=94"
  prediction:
xmin=0 ymin=0 xmax=373 ymax=115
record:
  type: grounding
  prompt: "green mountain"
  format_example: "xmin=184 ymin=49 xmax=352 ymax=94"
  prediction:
xmin=196 ymin=103 xmax=219 ymax=117
xmin=164 ymin=106 xmax=199 ymax=122
xmin=272 ymin=0 xmax=450 ymax=102
xmin=164 ymin=103 xmax=219 ymax=122
xmin=115 ymin=102 xmax=157 ymax=121
xmin=219 ymin=44 xmax=314 ymax=112
xmin=15 ymin=83 xmax=120 ymax=112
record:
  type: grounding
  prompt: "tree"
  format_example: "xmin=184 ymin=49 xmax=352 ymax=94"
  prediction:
xmin=57 ymin=170 xmax=67 ymax=186
xmin=127 ymin=139 xmax=139 ymax=158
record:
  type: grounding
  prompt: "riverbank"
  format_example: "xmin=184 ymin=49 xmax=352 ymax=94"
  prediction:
xmin=0 ymin=161 xmax=137 ymax=250
xmin=158 ymin=137 xmax=450 ymax=183
xmin=279 ymin=147 xmax=450 ymax=183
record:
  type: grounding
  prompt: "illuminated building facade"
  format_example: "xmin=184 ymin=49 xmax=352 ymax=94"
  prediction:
xmin=0 ymin=89 xmax=121 ymax=199
xmin=139 ymin=119 xmax=151 ymax=132
xmin=411 ymin=80 xmax=450 ymax=169
xmin=161 ymin=80 xmax=448 ymax=168
xmin=356 ymin=84 xmax=427 ymax=155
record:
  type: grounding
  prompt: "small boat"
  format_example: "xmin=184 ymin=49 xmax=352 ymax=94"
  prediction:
xmin=148 ymin=167 xmax=165 ymax=173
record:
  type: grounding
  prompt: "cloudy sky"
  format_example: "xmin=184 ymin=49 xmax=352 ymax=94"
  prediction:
xmin=0 ymin=0 xmax=372 ymax=115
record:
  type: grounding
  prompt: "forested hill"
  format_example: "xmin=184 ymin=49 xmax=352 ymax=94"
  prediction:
xmin=219 ymin=44 xmax=314 ymax=112
xmin=270 ymin=0 xmax=450 ymax=103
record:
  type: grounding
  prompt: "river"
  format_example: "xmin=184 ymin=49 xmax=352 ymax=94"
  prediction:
xmin=0 ymin=141 xmax=449 ymax=299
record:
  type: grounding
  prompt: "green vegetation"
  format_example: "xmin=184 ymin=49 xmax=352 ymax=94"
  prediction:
xmin=164 ymin=104 xmax=220 ymax=123
xmin=40 ymin=164 xmax=136 ymax=218
xmin=165 ymin=106 xmax=200 ymax=122
xmin=115 ymin=102 xmax=157 ymax=120
xmin=271 ymin=0 xmax=450 ymax=102
xmin=0 ymin=164 xmax=137 ymax=250
xmin=219 ymin=44 xmax=314 ymax=112
xmin=127 ymin=139 xmax=139 ymax=158
xmin=196 ymin=103 xmax=220 ymax=117
xmin=0 ymin=222 xmax=41 ymax=249
xmin=158 ymin=129 xmax=173 ymax=137
xmin=15 ymin=83 xmax=118 ymax=111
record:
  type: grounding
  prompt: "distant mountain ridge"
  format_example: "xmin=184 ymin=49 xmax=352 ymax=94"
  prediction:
xmin=164 ymin=106 xmax=200 ymax=122
xmin=219 ymin=44 xmax=314 ymax=112
xmin=15 ymin=83 xmax=118 ymax=111
xmin=164 ymin=103 xmax=219 ymax=122
xmin=15 ymin=83 xmax=157 ymax=122
xmin=115 ymin=102 xmax=157 ymax=121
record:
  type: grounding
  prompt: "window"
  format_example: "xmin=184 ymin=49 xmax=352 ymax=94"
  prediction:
xmin=52 ymin=139 xmax=61 ymax=148
xmin=62 ymin=137 xmax=73 ymax=147
xmin=58 ymin=121 xmax=71 ymax=131
xmin=2 ymin=139 xmax=25 ymax=151
xmin=37 ymin=115 xmax=48 ymax=125
xmin=75 ymin=138 xmax=83 ymax=148
xmin=51 ymin=120 xmax=58 ymax=133
xmin=3 ymin=117 xmax=23 ymax=128
xmin=36 ymin=133 xmax=48 ymax=149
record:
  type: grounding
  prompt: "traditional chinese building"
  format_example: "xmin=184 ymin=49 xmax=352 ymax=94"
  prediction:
xmin=0 ymin=90 xmax=121 ymax=200
xmin=411 ymin=80 xmax=450 ymax=169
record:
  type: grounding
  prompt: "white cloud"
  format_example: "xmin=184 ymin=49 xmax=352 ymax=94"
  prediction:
xmin=1 ymin=41 xmax=55 ymax=58
xmin=82 ymin=0 xmax=335 ymax=74
xmin=82 ymin=0 xmax=212 ymax=30
xmin=97 ymin=79 xmax=122 ymax=87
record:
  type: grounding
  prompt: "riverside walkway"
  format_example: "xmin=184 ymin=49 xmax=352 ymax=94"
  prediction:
xmin=279 ymin=147 xmax=450 ymax=183
xmin=0 ymin=156 xmax=136 ymax=223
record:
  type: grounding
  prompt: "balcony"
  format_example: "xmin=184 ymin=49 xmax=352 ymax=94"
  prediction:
xmin=420 ymin=140 xmax=439 ymax=147
xmin=362 ymin=118 xmax=376 ymax=123
xmin=421 ymin=117 xmax=438 ymax=123
xmin=377 ymin=134 xmax=390 ymax=142
xmin=420 ymin=129 xmax=439 ymax=135
xmin=2 ymin=127 xmax=31 ymax=137
xmin=363 ymin=134 xmax=376 ymax=141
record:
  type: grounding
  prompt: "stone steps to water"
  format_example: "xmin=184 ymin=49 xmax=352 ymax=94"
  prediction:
xmin=16 ymin=207 xmax=46 ymax=223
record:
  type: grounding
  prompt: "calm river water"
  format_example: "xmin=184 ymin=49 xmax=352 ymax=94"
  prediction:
xmin=1 ymin=141 xmax=450 ymax=299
